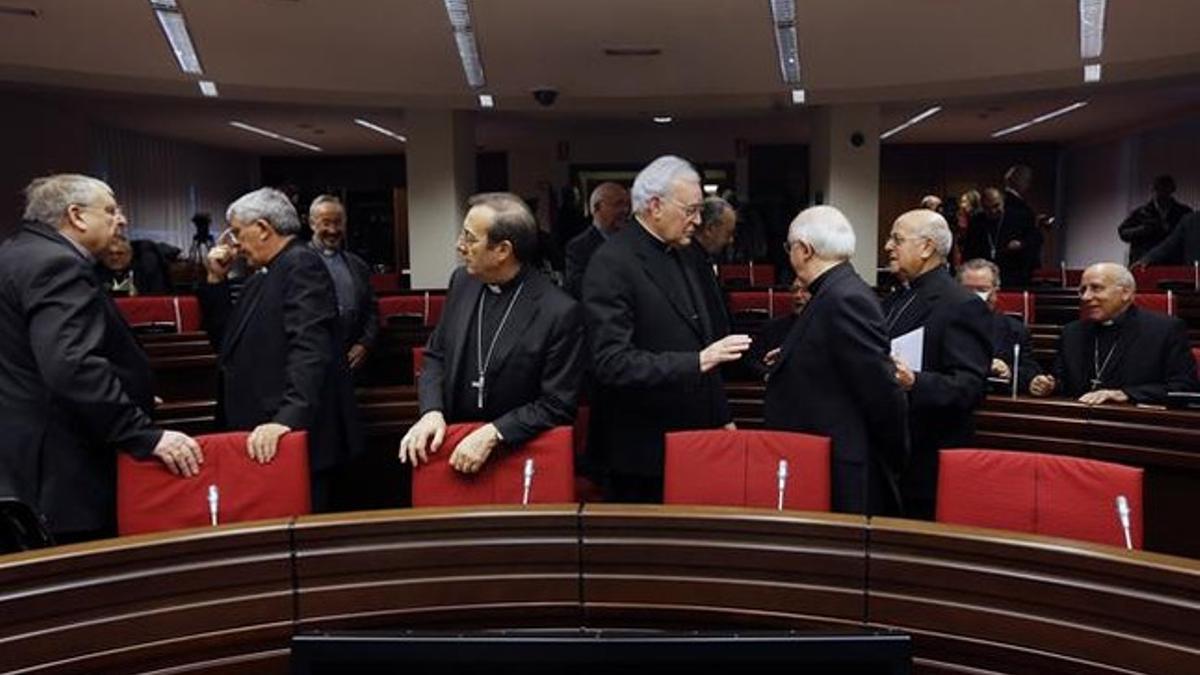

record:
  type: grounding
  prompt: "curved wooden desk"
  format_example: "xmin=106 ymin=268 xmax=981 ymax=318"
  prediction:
xmin=2 ymin=506 xmax=1197 ymax=674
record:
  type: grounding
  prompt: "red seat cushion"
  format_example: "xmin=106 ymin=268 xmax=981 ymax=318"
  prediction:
xmin=411 ymin=424 xmax=575 ymax=506
xmin=114 ymin=296 xmax=202 ymax=332
xmin=664 ymin=429 xmax=831 ymax=511
xmin=937 ymin=449 xmax=1143 ymax=548
xmin=117 ymin=431 xmax=310 ymax=535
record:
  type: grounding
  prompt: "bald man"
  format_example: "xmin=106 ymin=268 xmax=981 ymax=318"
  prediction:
xmin=882 ymin=209 xmax=992 ymax=519
xmin=1029 ymin=263 xmax=1199 ymax=405
xmin=962 ymin=186 xmax=1040 ymax=287
xmin=564 ymin=182 xmax=630 ymax=298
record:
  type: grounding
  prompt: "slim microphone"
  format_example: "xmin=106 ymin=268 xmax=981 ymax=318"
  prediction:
xmin=1115 ymin=495 xmax=1133 ymax=550
xmin=1011 ymin=343 xmax=1021 ymax=400
xmin=522 ymin=458 xmax=535 ymax=506
xmin=207 ymin=484 xmax=219 ymax=527
xmin=776 ymin=459 xmax=789 ymax=511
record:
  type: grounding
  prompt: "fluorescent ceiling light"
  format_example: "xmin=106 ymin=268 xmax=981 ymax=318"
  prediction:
xmin=1079 ymin=0 xmax=1107 ymax=60
xmin=880 ymin=105 xmax=942 ymax=140
xmin=444 ymin=0 xmax=485 ymax=88
xmin=229 ymin=121 xmax=322 ymax=152
xmin=769 ymin=0 xmax=801 ymax=84
xmin=354 ymin=118 xmax=407 ymax=143
xmin=478 ymin=93 xmax=494 ymax=108
xmin=990 ymin=101 xmax=1089 ymax=138
xmin=652 ymin=116 xmax=673 ymax=124
xmin=1083 ymin=63 xmax=1102 ymax=83
xmin=198 ymin=80 xmax=218 ymax=97
xmin=791 ymin=88 xmax=806 ymax=105
xmin=703 ymin=184 xmax=719 ymax=195
xmin=150 ymin=0 xmax=203 ymax=75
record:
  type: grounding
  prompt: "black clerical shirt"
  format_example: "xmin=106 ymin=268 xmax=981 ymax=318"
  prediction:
xmin=452 ymin=266 xmax=530 ymax=421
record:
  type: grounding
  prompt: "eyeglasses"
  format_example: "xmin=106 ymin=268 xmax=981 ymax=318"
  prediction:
xmin=215 ymin=226 xmax=239 ymax=246
xmin=664 ymin=196 xmax=704 ymax=218
xmin=457 ymin=228 xmax=482 ymax=245
xmin=782 ymin=240 xmax=802 ymax=254
xmin=887 ymin=233 xmax=926 ymax=246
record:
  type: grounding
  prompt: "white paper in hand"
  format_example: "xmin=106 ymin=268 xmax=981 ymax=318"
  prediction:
xmin=891 ymin=327 xmax=925 ymax=373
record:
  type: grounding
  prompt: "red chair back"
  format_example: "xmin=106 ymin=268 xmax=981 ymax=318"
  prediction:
xmin=937 ymin=449 xmax=1143 ymax=549
xmin=369 ymin=273 xmax=401 ymax=294
xmin=1131 ymin=291 xmax=1174 ymax=316
xmin=993 ymin=291 xmax=1034 ymax=324
xmin=726 ymin=291 xmax=770 ymax=316
xmin=718 ymin=263 xmax=775 ymax=287
xmin=1132 ymin=265 xmax=1195 ymax=291
xmin=411 ymin=424 xmax=575 ymax=506
xmin=1192 ymin=347 xmax=1200 ymax=379
xmin=116 ymin=431 xmax=310 ymax=535
xmin=377 ymin=295 xmax=426 ymax=325
xmin=114 ymin=296 xmax=202 ymax=332
xmin=412 ymin=346 xmax=426 ymax=381
xmin=663 ymin=429 xmax=831 ymax=511
xmin=425 ymin=293 xmax=446 ymax=327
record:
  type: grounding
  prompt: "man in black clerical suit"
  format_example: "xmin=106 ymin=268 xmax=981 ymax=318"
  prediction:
xmin=1029 ymin=263 xmax=1199 ymax=405
xmin=0 ymin=174 xmax=203 ymax=542
xmin=961 ymin=187 xmax=1040 ymax=288
xmin=583 ymin=155 xmax=751 ymax=503
xmin=563 ymin=182 xmax=630 ymax=299
xmin=398 ymin=192 xmax=584 ymax=474
xmin=883 ymin=209 xmax=992 ymax=520
xmin=200 ymin=187 xmax=362 ymax=511
xmin=763 ymin=206 xmax=908 ymax=515
xmin=308 ymin=195 xmax=379 ymax=372
xmin=1120 ymin=175 xmax=1192 ymax=264
xmin=746 ymin=278 xmax=810 ymax=381
xmin=689 ymin=196 xmax=737 ymax=339
xmin=96 ymin=234 xmax=176 ymax=296
xmin=1137 ymin=210 xmax=1200 ymax=267
xmin=957 ymin=258 xmax=1041 ymax=393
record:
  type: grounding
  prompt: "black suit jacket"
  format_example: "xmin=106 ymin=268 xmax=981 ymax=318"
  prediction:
xmin=882 ymin=266 xmax=992 ymax=518
xmin=1051 ymin=306 xmax=1199 ymax=403
xmin=764 ymin=263 xmax=909 ymax=514
xmin=0 ymin=222 xmax=162 ymax=535
xmin=962 ymin=206 xmax=1040 ymax=286
xmin=1120 ymin=198 xmax=1193 ymax=263
xmin=583 ymin=222 xmax=732 ymax=478
xmin=95 ymin=239 xmax=175 ymax=296
xmin=418 ymin=266 xmax=584 ymax=445
xmin=1141 ymin=211 xmax=1200 ymax=266
xmin=990 ymin=312 xmax=1040 ymax=392
xmin=688 ymin=241 xmax=732 ymax=340
xmin=563 ymin=226 xmax=606 ymax=299
xmin=199 ymin=239 xmax=362 ymax=472
xmin=340 ymin=248 xmax=380 ymax=350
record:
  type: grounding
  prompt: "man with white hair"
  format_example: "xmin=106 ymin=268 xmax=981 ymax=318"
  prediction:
xmin=308 ymin=194 xmax=379 ymax=371
xmin=563 ymin=182 xmax=630 ymax=298
xmin=0 ymin=173 xmax=203 ymax=542
xmin=201 ymin=187 xmax=362 ymax=510
xmin=882 ymin=209 xmax=991 ymax=519
xmin=1029 ymin=262 xmax=1198 ymax=404
xmin=583 ymin=156 xmax=751 ymax=502
xmin=764 ymin=206 xmax=908 ymax=515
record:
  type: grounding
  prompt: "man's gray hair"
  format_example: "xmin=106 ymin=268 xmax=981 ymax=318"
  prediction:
xmin=698 ymin=197 xmax=733 ymax=232
xmin=1091 ymin=262 xmax=1137 ymax=292
xmin=630 ymin=155 xmax=699 ymax=214
xmin=589 ymin=182 xmax=625 ymax=211
xmin=226 ymin=187 xmax=301 ymax=235
xmin=788 ymin=205 xmax=856 ymax=259
xmin=309 ymin=194 xmax=345 ymax=220
xmin=958 ymin=258 xmax=1002 ymax=288
xmin=910 ymin=210 xmax=953 ymax=258
xmin=22 ymin=174 xmax=113 ymax=227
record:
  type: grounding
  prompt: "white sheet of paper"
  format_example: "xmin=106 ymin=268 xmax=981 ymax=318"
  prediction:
xmin=891 ymin=327 xmax=924 ymax=373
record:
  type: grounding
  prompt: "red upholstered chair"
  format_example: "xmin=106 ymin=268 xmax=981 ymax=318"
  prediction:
xmin=718 ymin=263 xmax=752 ymax=286
xmin=663 ymin=429 xmax=831 ymax=511
xmin=424 ymin=293 xmax=447 ymax=327
xmin=411 ymin=424 xmax=575 ymax=506
xmin=369 ymin=273 xmax=401 ymax=294
xmin=726 ymin=291 xmax=771 ymax=317
xmin=377 ymin=295 xmax=426 ymax=326
xmin=1132 ymin=265 xmax=1196 ymax=291
xmin=1132 ymin=291 xmax=1174 ymax=316
xmin=114 ymin=296 xmax=202 ymax=332
xmin=1192 ymin=347 xmax=1200 ymax=379
xmin=937 ymin=449 xmax=1143 ymax=549
xmin=768 ymin=287 xmax=793 ymax=319
xmin=993 ymin=291 xmax=1034 ymax=324
xmin=116 ymin=431 xmax=310 ymax=536
xmin=412 ymin=346 xmax=426 ymax=381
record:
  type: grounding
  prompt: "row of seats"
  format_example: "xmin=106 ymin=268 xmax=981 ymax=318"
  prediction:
xmin=1033 ymin=264 xmax=1200 ymax=290
xmin=115 ymin=426 xmax=1144 ymax=552
xmin=376 ymin=292 xmax=446 ymax=328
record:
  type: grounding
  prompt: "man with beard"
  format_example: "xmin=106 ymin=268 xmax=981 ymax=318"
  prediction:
xmin=308 ymin=195 xmax=379 ymax=371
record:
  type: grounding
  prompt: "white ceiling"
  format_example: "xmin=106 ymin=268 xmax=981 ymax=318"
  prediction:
xmin=1 ymin=0 xmax=1198 ymax=154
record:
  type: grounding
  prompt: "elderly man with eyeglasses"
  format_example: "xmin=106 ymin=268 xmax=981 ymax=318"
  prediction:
xmin=582 ymin=155 xmax=752 ymax=503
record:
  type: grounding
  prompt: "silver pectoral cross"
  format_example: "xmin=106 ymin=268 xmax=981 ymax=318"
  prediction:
xmin=1090 ymin=377 xmax=1103 ymax=391
xmin=471 ymin=375 xmax=485 ymax=408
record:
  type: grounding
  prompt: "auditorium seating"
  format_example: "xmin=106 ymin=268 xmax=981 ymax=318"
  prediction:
xmin=114 ymin=295 xmax=202 ymax=333
xmin=1031 ymin=266 xmax=1083 ymax=288
xmin=993 ymin=290 xmax=1034 ymax=324
xmin=936 ymin=448 xmax=1143 ymax=549
xmin=726 ymin=288 xmax=793 ymax=319
xmin=1194 ymin=347 xmax=1200 ymax=378
xmin=412 ymin=346 xmax=426 ymax=380
xmin=411 ymin=423 xmax=575 ymax=506
xmin=369 ymin=272 xmax=402 ymax=293
xmin=663 ymin=429 xmax=831 ymax=511
xmin=377 ymin=291 xmax=446 ymax=327
xmin=1133 ymin=264 xmax=1199 ymax=291
xmin=116 ymin=431 xmax=311 ymax=535
xmin=1132 ymin=290 xmax=1175 ymax=316
xmin=718 ymin=262 xmax=775 ymax=287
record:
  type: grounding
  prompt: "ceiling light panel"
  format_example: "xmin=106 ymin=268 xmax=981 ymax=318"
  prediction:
xmin=769 ymin=0 xmax=801 ymax=84
xmin=1079 ymin=0 xmax=1107 ymax=60
xmin=198 ymin=80 xmax=218 ymax=97
xmin=478 ymin=93 xmax=494 ymax=108
xmin=150 ymin=0 xmax=203 ymax=75
xmin=991 ymin=101 xmax=1088 ymax=138
xmin=229 ymin=121 xmax=322 ymax=152
xmin=880 ymin=106 xmax=942 ymax=140
xmin=1083 ymin=63 xmax=1102 ymax=83
xmin=354 ymin=118 xmax=407 ymax=143
xmin=444 ymin=0 xmax=485 ymax=88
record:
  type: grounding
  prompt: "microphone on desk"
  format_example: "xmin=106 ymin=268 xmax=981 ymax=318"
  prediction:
xmin=1115 ymin=495 xmax=1133 ymax=550
xmin=777 ymin=459 xmax=789 ymax=511
xmin=522 ymin=458 xmax=535 ymax=506
xmin=1011 ymin=343 xmax=1021 ymax=400
xmin=207 ymin=484 xmax=219 ymax=527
